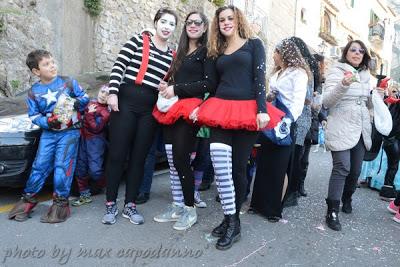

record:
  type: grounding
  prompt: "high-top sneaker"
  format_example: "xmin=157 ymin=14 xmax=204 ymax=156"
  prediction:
xmin=325 ymin=198 xmax=341 ymax=231
xmin=387 ymin=200 xmax=400 ymax=214
xmin=8 ymin=193 xmax=38 ymax=222
xmin=379 ymin=185 xmax=396 ymax=201
xmin=40 ymin=195 xmax=70 ymax=223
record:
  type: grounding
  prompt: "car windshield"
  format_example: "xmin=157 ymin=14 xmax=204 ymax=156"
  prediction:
xmin=0 ymin=95 xmax=28 ymax=117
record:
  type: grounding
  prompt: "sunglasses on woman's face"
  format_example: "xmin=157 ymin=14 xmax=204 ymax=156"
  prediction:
xmin=185 ymin=20 xmax=203 ymax=26
xmin=349 ymin=47 xmax=366 ymax=54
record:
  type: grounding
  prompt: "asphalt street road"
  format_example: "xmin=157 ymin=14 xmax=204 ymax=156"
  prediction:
xmin=1 ymin=150 xmax=400 ymax=267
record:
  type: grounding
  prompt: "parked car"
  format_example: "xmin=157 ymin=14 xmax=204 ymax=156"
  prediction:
xmin=0 ymin=94 xmax=41 ymax=187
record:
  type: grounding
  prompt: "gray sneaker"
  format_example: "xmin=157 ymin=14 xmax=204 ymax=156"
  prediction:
xmin=154 ymin=202 xmax=184 ymax=222
xmin=102 ymin=202 xmax=118 ymax=225
xmin=194 ymin=191 xmax=207 ymax=208
xmin=173 ymin=206 xmax=197 ymax=231
xmin=122 ymin=203 xmax=144 ymax=225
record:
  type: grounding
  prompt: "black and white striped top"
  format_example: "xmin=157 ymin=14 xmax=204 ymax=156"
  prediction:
xmin=108 ymin=34 xmax=174 ymax=94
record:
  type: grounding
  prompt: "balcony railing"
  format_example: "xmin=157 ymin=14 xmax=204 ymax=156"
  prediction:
xmin=368 ymin=23 xmax=385 ymax=42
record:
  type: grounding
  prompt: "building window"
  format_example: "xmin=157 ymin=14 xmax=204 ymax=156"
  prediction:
xmin=301 ymin=8 xmax=307 ymax=23
xmin=323 ymin=11 xmax=331 ymax=34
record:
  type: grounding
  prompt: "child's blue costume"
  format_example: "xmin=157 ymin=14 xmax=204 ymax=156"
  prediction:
xmin=24 ymin=76 xmax=89 ymax=198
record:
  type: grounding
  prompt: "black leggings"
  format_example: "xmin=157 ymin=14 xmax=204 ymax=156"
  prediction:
xmin=164 ymin=119 xmax=198 ymax=206
xmin=105 ymin=84 xmax=158 ymax=203
xmin=210 ymin=128 xmax=258 ymax=213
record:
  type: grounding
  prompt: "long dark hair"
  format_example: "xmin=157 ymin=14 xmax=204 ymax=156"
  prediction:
xmin=339 ymin=40 xmax=371 ymax=70
xmin=289 ymin=37 xmax=321 ymax=91
xmin=169 ymin=11 xmax=209 ymax=80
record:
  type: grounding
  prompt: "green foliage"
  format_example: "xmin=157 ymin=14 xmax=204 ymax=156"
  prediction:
xmin=10 ymin=80 xmax=20 ymax=90
xmin=84 ymin=0 xmax=102 ymax=17
xmin=209 ymin=0 xmax=225 ymax=7
xmin=180 ymin=0 xmax=189 ymax=3
xmin=0 ymin=17 xmax=4 ymax=34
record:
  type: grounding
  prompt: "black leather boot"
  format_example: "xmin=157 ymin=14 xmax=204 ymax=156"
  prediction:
xmin=298 ymin=181 xmax=307 ymax=197
xmin=325 ymin=199 xmax=341 ymax=231
xmin=212 ymin=215 xmax=229 ymax=238
xmin=341 ymin=191 xmax=353 ymax=214
xmin=216 ymin=214 xmax=241 ymax=250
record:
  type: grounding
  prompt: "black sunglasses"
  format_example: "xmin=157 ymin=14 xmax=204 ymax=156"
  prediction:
xmin=185 ymin=20 xmax=203 ymax=26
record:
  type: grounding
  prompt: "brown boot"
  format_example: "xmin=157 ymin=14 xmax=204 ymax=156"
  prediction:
xmin=8 ymin=193 xmax=38 ymax=222
xmin=40 ymin=196 xmax=70 ymax=223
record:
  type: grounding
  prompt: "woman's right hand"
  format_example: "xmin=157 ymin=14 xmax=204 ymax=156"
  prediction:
xmin=342 ymin=71 xmax=356 ymax=86
xmin=107 ymin=94 xmax=119 ymax=112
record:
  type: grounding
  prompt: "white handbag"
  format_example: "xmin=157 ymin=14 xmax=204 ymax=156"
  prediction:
xmin=156 ymin=93 xmax=178 ymax=113
xmin=372 ymin=89 xmax=392 ymax=136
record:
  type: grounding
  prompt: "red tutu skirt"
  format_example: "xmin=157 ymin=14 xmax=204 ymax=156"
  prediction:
xmin=153 ymin=98 xmax=203 ymax=125
xmin=197 ymin=97 xmax=285 ymax=131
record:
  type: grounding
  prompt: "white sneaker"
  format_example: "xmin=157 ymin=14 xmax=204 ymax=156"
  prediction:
xmin=154 ymin=202 xmax=184 ymax=222
xmin=173 ymin=206 xmax=197 ymax=231
xmin=194 ymin=191 xmax=207 ymax=208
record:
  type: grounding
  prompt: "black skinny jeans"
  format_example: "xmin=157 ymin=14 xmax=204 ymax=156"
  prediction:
xmin=163 ymin=118 xmax=198 ymax=206
xmin=105 ymin=84 xmax=158 ymax=203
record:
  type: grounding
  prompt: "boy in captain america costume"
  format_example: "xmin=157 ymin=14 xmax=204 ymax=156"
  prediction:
xmin=8 ymin=49 xmax=89 ymax=223
xmin=72 ymin=85 xmax=110 ymax=206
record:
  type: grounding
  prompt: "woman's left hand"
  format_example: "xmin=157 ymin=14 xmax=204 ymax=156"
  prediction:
xmin=256 ymin=113 xmax=270 ymax=130
xmin=161 ymin=86 xmax=175 ymax=99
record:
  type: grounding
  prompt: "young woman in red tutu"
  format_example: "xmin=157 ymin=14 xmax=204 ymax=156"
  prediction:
xmin=152 ymin=11 xmax=217 ymax=231
xmin=192 ymin=5 xmax=283 ymax=250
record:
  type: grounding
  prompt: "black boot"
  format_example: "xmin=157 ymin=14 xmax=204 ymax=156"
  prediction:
xmin=216 ymin=214 xmax=241 ymax=250
xmin=341 ymin=191 xmax=353 ymax=214
xmin=325 ymin=199 xmax=341 ymax=231
xmin=298 ymin=181 xmax=307 ymax=197
xmin=212 ymin=215 xmax=229 ymax=238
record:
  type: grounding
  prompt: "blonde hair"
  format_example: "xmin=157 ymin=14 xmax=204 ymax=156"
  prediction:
xmin=208 ymin=5 xmax=254 ymax=57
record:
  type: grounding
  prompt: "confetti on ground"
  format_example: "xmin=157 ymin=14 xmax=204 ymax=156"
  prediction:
xmin=279 ymin=219 xmax=288 ymax=224
xmin=316 ymin=224 xmax=326 ymax=231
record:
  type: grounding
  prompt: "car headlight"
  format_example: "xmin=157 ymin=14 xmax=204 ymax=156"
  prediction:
xmin=0 ymin=114 xmax=40 ymax=132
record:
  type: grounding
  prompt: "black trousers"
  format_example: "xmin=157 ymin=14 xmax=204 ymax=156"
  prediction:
xmin=382 ymin=136 xmax=400 ymax=187
xmin=164 ymin=119 xmax=198 ymax=206
xmin=210 ymin=128 xmax=258 ymax=213
xmin=288 ymin=139 xmax=312 ymax=193
xmin=105 ymin=84 xmax=158 ymax=203
xmin=250 ymin=133 xmax=293 ymax=218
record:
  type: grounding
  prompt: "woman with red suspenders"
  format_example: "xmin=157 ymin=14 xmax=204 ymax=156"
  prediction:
xmin=103 ymin=8 xmax=178 ymax=225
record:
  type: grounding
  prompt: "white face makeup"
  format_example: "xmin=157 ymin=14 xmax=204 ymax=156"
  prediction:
xmin=185 ymin=13 xmax=206 ymax=41
xmin=218 ymin=9 xmax=235 ymax=38
xmin=155 ymin=13 xmax=176 ymax=41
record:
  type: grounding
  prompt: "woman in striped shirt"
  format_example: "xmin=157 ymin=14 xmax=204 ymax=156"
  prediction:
xmin=102 ymin=8 xmax=178 ymax=226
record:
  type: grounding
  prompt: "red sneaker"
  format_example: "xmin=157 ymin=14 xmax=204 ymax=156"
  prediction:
xmin=393 ymin=210 xmax=400 ymax=224
xmin=387 ymin=201 xmax=399 ymax=214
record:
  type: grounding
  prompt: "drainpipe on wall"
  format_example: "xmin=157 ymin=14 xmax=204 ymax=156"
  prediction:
xmin=294 ymin=0 xmax=298 ymax=35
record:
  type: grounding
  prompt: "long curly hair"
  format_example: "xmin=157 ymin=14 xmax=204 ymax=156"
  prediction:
xmin=208 ymin=5 xmax=254 ymax=57
xmin=272 ymin=38 xmax=311 ymax=81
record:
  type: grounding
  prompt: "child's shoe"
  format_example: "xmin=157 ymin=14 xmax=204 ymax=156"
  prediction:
xmin=194 ymin=191 xmax=207 ymax=208
xmin=393 ymin=210 xmax=400 ymax=223
xmin=8 ymin=193 xmax=38 ymax=222
xmin=102 ymin=201 xmax=118 ymax=225
xmin=387 ymin=200 xmax=400 ymax=214
xmin=72 ymin=195 xmax=92 ymax=207
xmin=40 ymin=195 xmax=70 ymax=223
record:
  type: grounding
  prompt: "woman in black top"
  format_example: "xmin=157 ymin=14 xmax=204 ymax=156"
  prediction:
xmin=152 ymin=11 xmax=217 ymax=231
xmin=193 ymin=5 xmax=283 ymax=250
xmin=103 ymin=8 xmax=178 ymax=226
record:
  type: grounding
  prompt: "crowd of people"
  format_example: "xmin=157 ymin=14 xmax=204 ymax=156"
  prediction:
xmin=7 ymin=4 xmax=399 ymax=251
